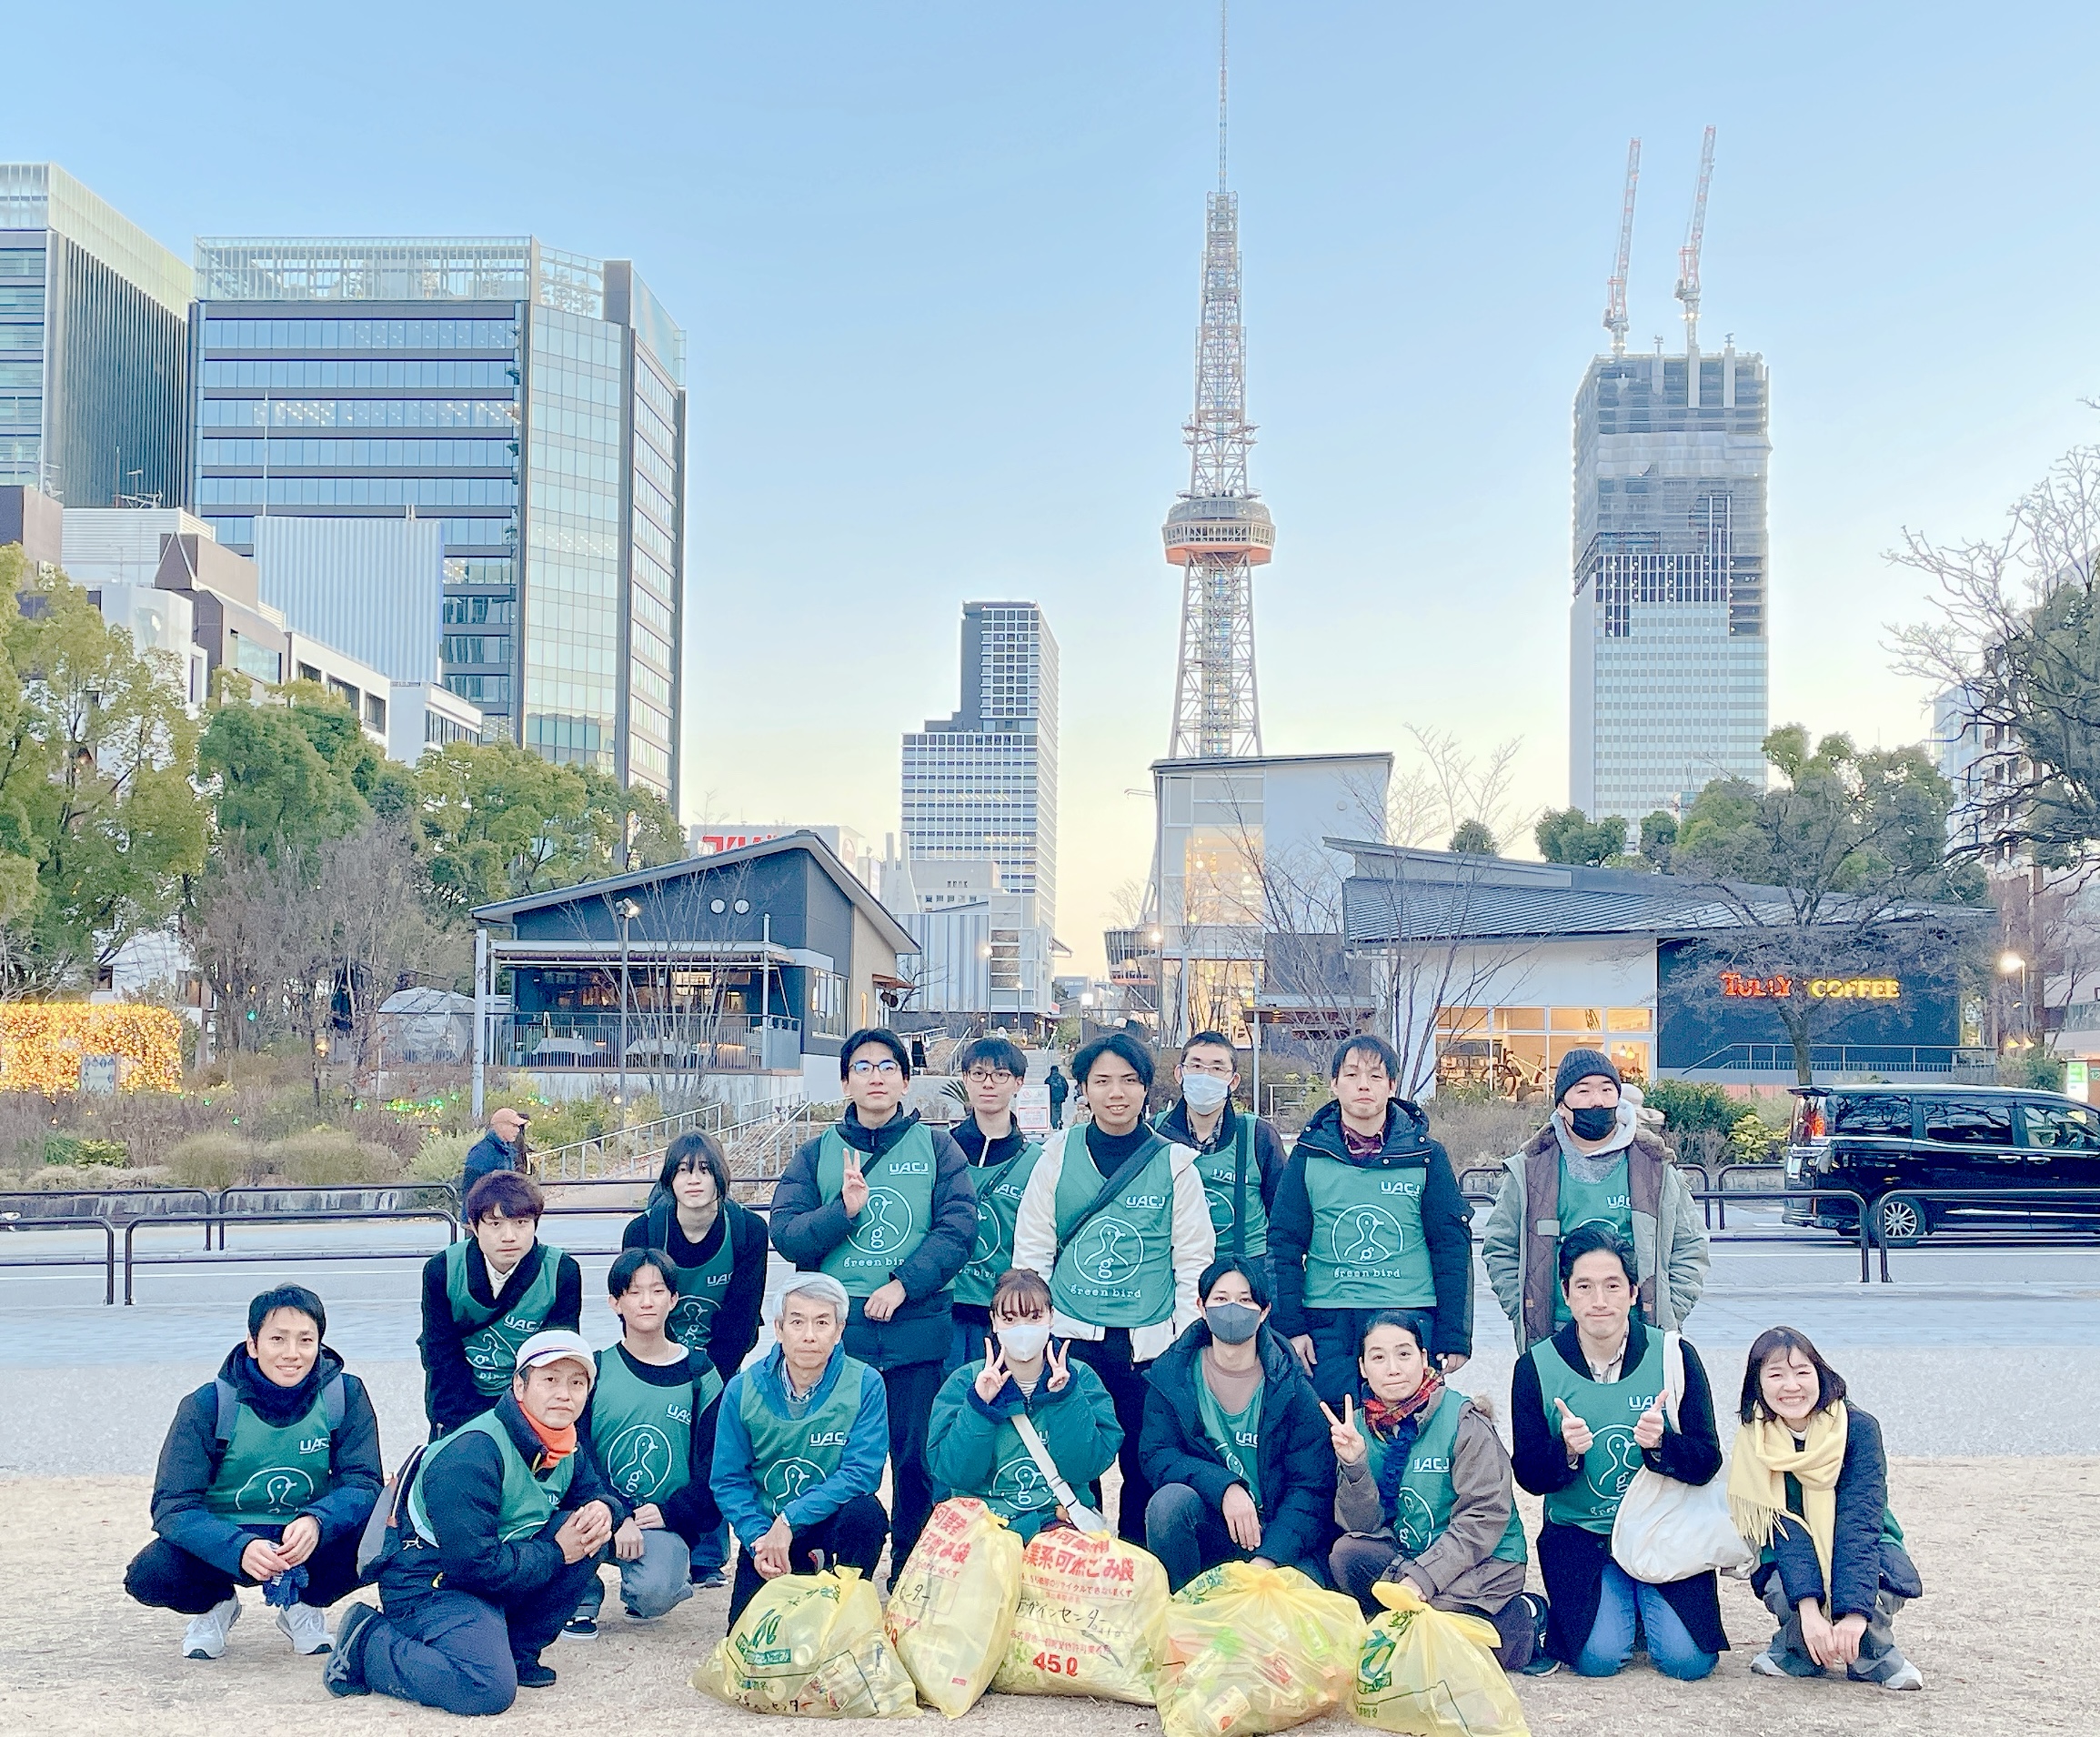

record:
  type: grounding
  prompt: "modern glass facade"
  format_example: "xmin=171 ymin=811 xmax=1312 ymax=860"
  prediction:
xmin=1568 ymin=343 xmax=1770 ymax=821
xmin=0 ymin=165 xmax=190 ymax=508
xmin=189 ymin=237 xmax=686 ymax=803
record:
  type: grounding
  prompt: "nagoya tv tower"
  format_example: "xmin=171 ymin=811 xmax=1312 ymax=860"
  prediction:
xmin=1162 ymin=0 xmax=1273 ymax=761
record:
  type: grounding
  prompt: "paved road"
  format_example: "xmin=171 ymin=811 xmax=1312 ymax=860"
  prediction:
xmin=4 ymin=1206 xmax=2097 ymax=1471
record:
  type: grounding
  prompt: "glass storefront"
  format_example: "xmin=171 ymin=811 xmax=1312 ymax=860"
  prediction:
xmin=1434 ymin=1003 xmax=1653 ymax=1094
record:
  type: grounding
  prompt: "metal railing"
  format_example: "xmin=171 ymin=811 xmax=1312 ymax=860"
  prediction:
xmin=212 ymin=1182 xmax=459 ymax=1248
xmin=532 ymin=1101 xmax=734 ymax=1181
xmin=0 ymin=1186 xmax=216 ymax=1248
xmin=0 ymin=1214 xmax=117 ymax=1303
xmin=494 ymin=1012 xmax=802 ymax=1074
xmin=1689 ymin=1188 xmax=1883 ymax=1281
xmin=122 ymin=1210 xmax=460 ymax=1305
xmin=1683 ymin=1043 xmax=1996 ymax=1081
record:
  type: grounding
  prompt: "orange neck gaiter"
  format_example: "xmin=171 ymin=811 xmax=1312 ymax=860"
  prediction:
xmin=521 ymin=1407 xmax=578 ymax=1471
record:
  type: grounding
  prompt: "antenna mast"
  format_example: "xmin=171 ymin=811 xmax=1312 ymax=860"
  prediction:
xmin=1674 ymin=125 xmax=1716 ymax=353
xmin=1603 ymin=138 xmax=1641 ymax=356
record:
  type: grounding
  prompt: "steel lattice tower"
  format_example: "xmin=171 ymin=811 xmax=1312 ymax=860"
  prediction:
xmin=1162 ymin=2 xmax=1273 ymax=760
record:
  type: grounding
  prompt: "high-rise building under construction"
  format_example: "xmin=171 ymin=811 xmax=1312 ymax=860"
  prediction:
xmin=1570 ymin=132 xmax=1769 ymax=821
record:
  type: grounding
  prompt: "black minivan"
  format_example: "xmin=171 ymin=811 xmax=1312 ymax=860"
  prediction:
xmin=1784 ymin=1084 xmax=2100 ymax=1244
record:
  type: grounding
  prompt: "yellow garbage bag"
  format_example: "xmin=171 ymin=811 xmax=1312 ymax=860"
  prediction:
xmin=1156 ymin=1561 xmax=1369 ymax=1737
xmin=694 ymin=1564 xmax=918 ymax=1719
xmin=990 ymin=1526 xmax=1171 ymax=1704
xmin=885 ymin=1498 xmax=1024 ymax=1718
xmin=1351 ymin=1583 xmax=1528 ymax=1737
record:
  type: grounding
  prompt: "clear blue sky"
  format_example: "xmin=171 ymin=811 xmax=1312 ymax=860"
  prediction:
xmin=13 ymin=1 xmax=2100 ymax=969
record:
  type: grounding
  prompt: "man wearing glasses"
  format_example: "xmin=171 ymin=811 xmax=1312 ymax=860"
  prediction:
xmin=944 ymin=1036 xmax=1043 ymax=1371
xmin=770 ymin=1027 xmax=976 ymax=1579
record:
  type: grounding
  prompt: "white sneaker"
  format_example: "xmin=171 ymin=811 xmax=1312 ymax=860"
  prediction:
xmin=1749 ymin=1651 xmax=1790 ymax=1678
xmin=183 ymin=1596 xmax=241 ymax=1661
xmin=1877 ymin=1660 xmax=1924 ymax=1692
xmin=276 ymin=1601 xmax=333 ymax=1655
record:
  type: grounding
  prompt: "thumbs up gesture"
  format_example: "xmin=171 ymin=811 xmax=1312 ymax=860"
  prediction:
xmin=1552 ymin=1395 xmax=1593 ymax=1458
xmin=840 ymin=1155 xmax=869 ymax=1217
xmin=1633 ymin=1391 xmax=1667 ymax=1451
xmin=1321 ymin=1395 xmax=1366 ymax=1466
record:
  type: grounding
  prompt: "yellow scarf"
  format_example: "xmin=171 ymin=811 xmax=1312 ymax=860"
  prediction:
xmin=1727 ymin=1403 xmax=1847 ymax=1601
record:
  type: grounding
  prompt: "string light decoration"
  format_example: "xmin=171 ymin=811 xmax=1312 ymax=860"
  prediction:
xmin=0 ymin=1005 xmax=185 ymax=1094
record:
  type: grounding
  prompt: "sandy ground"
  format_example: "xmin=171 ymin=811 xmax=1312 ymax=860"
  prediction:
xmin=1 ymin=1459 xmax=2088 ymax=1736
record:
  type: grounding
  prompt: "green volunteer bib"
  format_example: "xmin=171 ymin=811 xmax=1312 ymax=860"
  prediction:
xmin=1353 ymin=1389 xmax=1525 ymax=1565
xmin=955 ymin=1136 xmax=1042 ymax=1309
xmin=1300 ymin=1151 xmax=1435 ymax=1309
xmin=1194 ymin=1361 xmax=1265 ymax=1511
xmin=203 ymin=1387 xmax=337 ymax=1520
xmin=1552 ymin=1156 xmax=1634 ymax=1324
xmin=816 ymin=1124 xmax=939 ymax=1298
xmin=1528 ymin=1331 xmax=1666 ymax=1533
xmin=1182 ymin=1113 xmax=1269 ymax=1260
xmin=409 ymin=1409 xmax=576 ymax=1544
xmin=589 ymin=1347 xmax=722 ymax=1506
xmin=976 ymin=1407 xmax=1063 ymax=1528
xmin=643 ymin=1199 xmax=741 ymax=1351
xmin=444 ymin=1241 xmax=565 ymax=1396
xmin=1049 ymin=1130 xmax=1181 ymax=1330
xmin=739 ymin=1355 xmax=869 ymax=1517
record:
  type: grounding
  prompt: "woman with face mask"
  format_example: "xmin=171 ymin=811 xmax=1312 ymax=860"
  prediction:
xmin=1481 ymin=1049 xmax=1710 ymax=1350
xmin=925 ymin=1268 xmax=1122 ymax=1542
xmin=1325 ymin=1315 xmax=1547 ymax=1671
xmin=1136 ymin=1260 xmax=1336 ymax=1591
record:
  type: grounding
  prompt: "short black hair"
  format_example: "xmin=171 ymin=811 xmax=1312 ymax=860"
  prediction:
xmin=466 ymin=1170 xmax=545 ymax=1225
xmin=1740 ymin=1325 xmax=1849 ymax=1423
xmin=1557 ymin=1221 xmax=1637 ymax=1290
xmin=1331 ymin=1033 xmax=1402 ymax=1081
xmin=1357 ymin=1309 xmax=1427 ymax=1357
xmin=1074 ymin=1029 xmax=1154 ymax=1091
xmin=1181 ymin=1031 xmax=1237 ymax=1063
xmin=839 ymin=1026 xmax=910 ymax=1082
xmin=657 ymin=1130 xmax=731 ymax=1200
xmin=1198 ymin=1255 xmax=1271 ymax=1309
xmin=608 ymin=1247 xmax=679 ymax=1298
xmin=248 ymin=1284 xmax=327 ymax=1341
xmin=960 ymin=1036 xmax=1029 ymax=1078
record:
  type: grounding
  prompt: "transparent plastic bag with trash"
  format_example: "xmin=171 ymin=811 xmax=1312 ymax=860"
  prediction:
xmin=990 ymin=1526 xmax=1171 ymax=1704
xmin=1351 ymin=1582 xmax=1528 ymax=1737
xmin=1155 ymin=1561 xmax=1369 ymax=1737
xmin=693 ymin=1563 xmax=919 ymax=1718
xmin=884 ymin=1498 xmax=1024 ymax=1718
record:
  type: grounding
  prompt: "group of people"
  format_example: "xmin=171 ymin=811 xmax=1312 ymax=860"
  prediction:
xmin=122 ymin=1027 xmax=1924 ymax=1715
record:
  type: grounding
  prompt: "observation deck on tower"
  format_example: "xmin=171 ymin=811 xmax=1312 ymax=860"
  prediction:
xmin=1162 ymin=496 xmax=1274 ymax=566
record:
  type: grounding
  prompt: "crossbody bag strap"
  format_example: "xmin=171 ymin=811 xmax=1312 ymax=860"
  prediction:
xmin=1010 ymin=1409 xmax=1109 ymax=1534
xmin=1060 ymin=1131 xmax=1170 ymax=1247
xmin=1662 ymin=1330 xmax=1685 ymax=1434
xmin=1231 ymin=1114 xmax=1251 ymax=1259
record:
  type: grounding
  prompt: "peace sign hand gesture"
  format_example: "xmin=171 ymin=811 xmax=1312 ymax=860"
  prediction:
xmin=840 ymin=1157 xmax=869 ymax=1217
xmin=1044 ymin=1339 xmax=1071 ymax=1391
xmin=974 ymin=1339 xmax=1010 ymax=1403
xmin=1320 ymin=1395 xmax=1366 ymax=1466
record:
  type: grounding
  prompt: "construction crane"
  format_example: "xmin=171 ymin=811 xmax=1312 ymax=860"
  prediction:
xmin=1603 ymin=138 xmax=1641 ymax=356
xmin=1673 ymin=125 xmax=1716 ymax=352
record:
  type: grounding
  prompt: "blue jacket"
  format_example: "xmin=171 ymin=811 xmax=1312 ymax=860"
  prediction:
xmin=148 ymin=1344 xmax=382 ymax=1577
xmin=710 ymin=1344 xmax=889 ymax=1548
xmin=460 ymin=1130 xmax=520 ymax=1200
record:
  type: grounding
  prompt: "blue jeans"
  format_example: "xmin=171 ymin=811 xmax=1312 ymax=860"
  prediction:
xmin=1576 ymin=1562 xmax=1717 ymax=1681
xmin=575 ymin=1529 xmax=693 ymax=1622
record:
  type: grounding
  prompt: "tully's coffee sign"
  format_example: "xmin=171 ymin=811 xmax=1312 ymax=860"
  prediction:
xmin=1718 ymin=971 xmax=1901 ymax=1001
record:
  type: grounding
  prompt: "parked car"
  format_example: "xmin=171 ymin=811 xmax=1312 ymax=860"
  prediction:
xmin=1784 ymin=1084 xmax=2100 ymax=1244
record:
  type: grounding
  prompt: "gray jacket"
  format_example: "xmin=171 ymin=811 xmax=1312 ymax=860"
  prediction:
xmin=1479 ymin=1108 xmax=1708 ymax=1350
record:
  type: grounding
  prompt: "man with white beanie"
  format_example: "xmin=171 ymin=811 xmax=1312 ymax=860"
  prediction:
xmin=324 ymin=1330 xmax=626 ymax=1713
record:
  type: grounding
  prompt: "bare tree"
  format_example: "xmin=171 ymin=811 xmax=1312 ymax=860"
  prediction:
xmin=1383 ymin=728 xmax=1528 ymax=851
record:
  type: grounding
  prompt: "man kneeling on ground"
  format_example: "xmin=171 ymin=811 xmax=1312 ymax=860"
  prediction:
xmin=326 ymin=1330 xmax=625 ymax=1713
xmin=126 ymin=1283 xmax=381 ymax=1662
xmin=711 ymin=1273 xmax=890 ymax=1624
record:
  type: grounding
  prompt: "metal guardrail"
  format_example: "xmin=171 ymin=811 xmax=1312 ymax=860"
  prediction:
xmin=530 ymin=1101 xmax=737 ymax=1181
xmin=122 ymin=1210 xmax=461 ymax=1305
xmin=0 ymin=1187 xmax=216 ymax=1248
xmin=1687 ymin=1188 xmax=1883 ymax=1282
xmin=213 ymin=1182 xmax=459 ymax=1248
xmin=0 ymin=1214 xmax=117 ymax=1303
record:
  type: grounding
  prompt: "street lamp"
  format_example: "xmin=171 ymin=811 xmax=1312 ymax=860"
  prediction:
xmin=615 ymin=897 xmax=642 ymax=1106
xmin=1996 ymin=950 xmax=2029 ymax=1053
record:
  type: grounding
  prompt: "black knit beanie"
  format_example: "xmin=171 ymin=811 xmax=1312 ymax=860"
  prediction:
xmin=1552 ymin=1048 xmax=1621 ymax=1105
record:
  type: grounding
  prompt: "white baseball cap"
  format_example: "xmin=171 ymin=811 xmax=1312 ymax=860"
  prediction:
xmin=514 ymin=1329 xmax=595 ymax=1378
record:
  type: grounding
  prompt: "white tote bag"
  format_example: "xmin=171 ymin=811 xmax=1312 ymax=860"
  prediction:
xmin=1609 ymin=1331 xmax=1757 ymax=1582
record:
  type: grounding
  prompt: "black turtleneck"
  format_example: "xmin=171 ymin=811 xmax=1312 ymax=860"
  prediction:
xmin=954 ymin=1116 xmax=1027 ymax=1168
xmin=1082 ymin=1120 xmax=1152 ymax=1179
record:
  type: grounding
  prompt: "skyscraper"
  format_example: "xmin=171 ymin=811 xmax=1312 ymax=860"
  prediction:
xmin=188 ymin=239 xmax=685 ymax=802
xmin=1568 ymin=344 xmax=1770 ymax=822
xmin=901 ymin=600 xmax=1059 ymax=925
xmin=0 ymin=164 xmax=191 ymax=508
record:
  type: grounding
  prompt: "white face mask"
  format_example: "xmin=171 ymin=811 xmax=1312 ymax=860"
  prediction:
xmin=997 ymin=1320 xmax=1051 ymax=1361
xmin=1181 ymin=1072 xmax=1231 ymax=1113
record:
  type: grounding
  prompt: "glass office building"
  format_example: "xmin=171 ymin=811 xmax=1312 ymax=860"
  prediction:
xmin=189 ymin=238 xmax=685 ymax=801
xmin=0 ymin=164 xmax=191 ymax=508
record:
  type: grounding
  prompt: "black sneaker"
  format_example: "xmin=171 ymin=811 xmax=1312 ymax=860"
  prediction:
xmin=692 ymin=1566 xmax=727 ymax=1590
xmin=515 ymin=1661 xmax=558 ymax=1690
xmin=322 ymin=1604 xmax=377 ymax=1698
xmin=562 ymin=1615 xmax=598 ymax=1641
xmin=1518 ymin=1593 xmax=1559 ymax=1675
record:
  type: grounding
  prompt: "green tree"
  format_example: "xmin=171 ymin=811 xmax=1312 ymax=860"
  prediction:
xmin=198 ymin=701 xmax=367 ymax=855
xmin=1637 ymin=810 xmax=1678 ymax=870
xmin=0 ymin=548 xmax=208 ymax=996
xmin=1448 ymin=818 xmax=1498 ymax=856
xmin=1534 ymin=808 xmax=1628 ymax=866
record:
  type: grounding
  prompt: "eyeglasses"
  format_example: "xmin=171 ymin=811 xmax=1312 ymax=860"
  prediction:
xmin=849 ymin=1058 xmax=901 ymax=1077
xmin=965 ymin=1069 xmax=1018 ymax=1084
